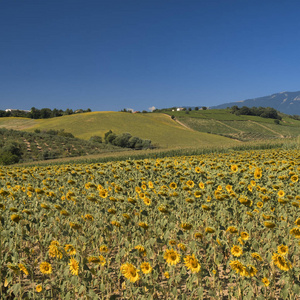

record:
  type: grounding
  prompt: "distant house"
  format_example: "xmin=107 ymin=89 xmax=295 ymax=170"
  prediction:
xmin=176 ymin=107 xmax=184 ymax=111
xmin=5 ymin=109 xmax=30 ymax=112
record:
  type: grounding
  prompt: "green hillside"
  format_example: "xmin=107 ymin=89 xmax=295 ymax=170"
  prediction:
xmin=0 ymin=112 xmax=236 ymax=149
xmin=0 ymin=127 xmax=126 ymax=164
xmin=162 ymin=109 xmax=300 ymax=141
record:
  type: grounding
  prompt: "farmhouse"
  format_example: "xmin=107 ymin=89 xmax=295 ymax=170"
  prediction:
xmin=5 ymin=109 xmax=30 ymax=112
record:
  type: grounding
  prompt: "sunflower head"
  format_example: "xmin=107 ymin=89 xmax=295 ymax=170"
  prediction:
xmin=140 ymin=262 xmax=152 ymax=274
xmin=39 ymin=262 xmax=52 ymax=274
xmin=277 ymin=245 xmax=288 ymax=256
xmin=164 ymin=249 xmax=180 ymax=266
xmin=262 ymin=277 xmax=270 ymax=287
xmin=231 ymin=245 xmax=243 ymax=257
xmin=184 ymin=254 xmax=201 ymax=273
xmin=120 ymin=263 xmax=140 ymax=282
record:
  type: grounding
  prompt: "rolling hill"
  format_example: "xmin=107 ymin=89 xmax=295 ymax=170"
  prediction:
xmin=161 ymin=108 xmax=300 ymax=141
xmin=0 ymin=112 xmax=236 ymax=149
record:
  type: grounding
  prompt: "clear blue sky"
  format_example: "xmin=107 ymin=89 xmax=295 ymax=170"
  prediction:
xmin=1 ymin=0 xmax=300 ymax=112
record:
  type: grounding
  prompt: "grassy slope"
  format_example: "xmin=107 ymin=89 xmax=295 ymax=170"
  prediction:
xmin=0 ymin=112 xmax=235 ymax=149
xmin=164 ymin=109 xmax=300 ymax=140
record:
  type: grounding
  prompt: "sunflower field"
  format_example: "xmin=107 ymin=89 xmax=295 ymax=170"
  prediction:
xmin=0 ymin=148 xmax=300 ymax=299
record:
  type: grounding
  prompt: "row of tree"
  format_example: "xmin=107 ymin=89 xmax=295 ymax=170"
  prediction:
xmin=230 ymin=106 xmax=282 ymax=120
xmin=98 ymin=130 xmax=152 ymax=149
xmin=0 ymin=107 xmax=92 ymax=119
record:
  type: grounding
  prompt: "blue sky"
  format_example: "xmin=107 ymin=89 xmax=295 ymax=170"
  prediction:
xmin=1 ymin=0 xmax=300 ymax=112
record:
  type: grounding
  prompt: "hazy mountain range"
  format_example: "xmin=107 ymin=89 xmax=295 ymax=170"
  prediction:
xmin=211 ymin=91 xmax=300 ymax=115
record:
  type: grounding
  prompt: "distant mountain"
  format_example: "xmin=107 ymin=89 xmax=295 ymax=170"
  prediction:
xmin=211 ymin=91 xmax=300 ymax=115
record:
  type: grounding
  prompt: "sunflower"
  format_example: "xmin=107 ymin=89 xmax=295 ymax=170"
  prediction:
xmin=245 ymin=265 xmax=257 ymax=277
xmin=18 ymin=263 xmax=29 ymax=276
xmin=194 ymin=191 xmax=202 ymax=198
xmin=11 ymin=214 xmax=21 ymax=223
xmin=231 ymin=245 xmax=243 ymax=257
xmin=84 ymin=214 xmax=94 ymax=221
xmin=295 ymin=218 xmax=300 ymax=226
xmin=60 ymin=210 xmax=70 ymax=216
xmin=49 ymin=244 xmax=63 ymax=259
xmin=291 ymin=175 xmax=298 ymax=183
xmin=251 ymin=252 xmax=262 ymax=261
xmin=177 ymin=243 xmax=187 ymax=251
xmin=239 ymin=196 xmax=252 ymax=207
xmin=169 ymin=182 xmax=177 ymax=189
xmin=143 ymin=197 xmax=151 ymax=206
xmin=120 ymin=263 xmax=140 ymax=282
xmin=164 ymin=249 xmax=181 ymax=266
xmin=169 ymin=240 xmax=176 ymax=246
xmin=195 ymin=167 xmax=201 ymax=173
xmin=99 ymin=190 xmax=108 ymax=198
xmin=99 ymin=245 xmax=108 ymax=253
xmin=226 ymin=226 xmax=238 ymax=234
xmin=122 ymin=213 xmax=131 ymax=220
xmin=138 ymin=222 xmax=148 ymax=229
xmin=111 ymin=220 xmax=121 ymax=227
xmin=108 ymin=208 xmax=116 ymax=214
xmin=128 ymin=197 xmax=136 ymax=204
xmin=262 ymin=214 xmax=273 ymax=220
xmin=290 ymin=227 xmax=300 ymax=238
xmin=54 ymin=205 xmax=62 ymax=211
xmin=88 ymin=255 xmax=106 ymax=266
xmin=254 ymin=168 xmax=262 ymax=179
xmin=229 ymin=260 xmax=246 ymax=276
xmin=148 ymin=181 xmax=154 ymax=189
xmin=272 ymin=253 xmax=292 ymax=271
xmin=202 ymin=204 xmax=211 ymax=211
xmin=262 ymin=277 xmax=270 ymax=287
xmin=277 ymin=245 xmax=288 ymax=256
xmin=264 ymin=221 xmax=276 ymax=229
xmin=186 ymin=180 xmax=194 ymax=188
xmin=36 ymin=285 xmax=43 ymax=293
xmin=8 ymin=264 xmax=20 ymax=274
xmin=277 ymin=190 xmax=285 ymax=198
xmin=240 ymin=232 xmax=249 ymax=241
xmin=39 ymin=262 xmax=52 ymax=274
xmin=69 ymin=258 xmax=79 ymax=275
xmin=69 ymin=222 xmax=82 ymax=230
xmin=64 ymin=244 xmax=76 ymax=256
xmin=135 ymin=245 xmax=146 ymax=256
xmin=140 ymin=262 xmax=152 ymax=274
xmin=199 ymin=182 xmax=205 ymax=189
xmin=205 ymin=227 xmax=215 ymax=233
xmin=257 ymin=201 xmax=263 ymax=208
xmin=184 ymin=254 xmax=201 ymax=273
xmin=181 ymin=223 xmax=192 ymax=230
xmin=186 ymin=198 xmax=194 ymax=203
xmin=164 ymin=271 xmax=170 ymax=278
xmin=231 ymin=165 xmax=238 ymax=172
xmin=226 ymin=185 xmax=232 ymax=192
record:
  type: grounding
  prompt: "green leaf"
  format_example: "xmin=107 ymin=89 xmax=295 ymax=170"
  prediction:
xmin=12 ymin=283 xmax=21 ymax=295
xmin=78 ymin=285 xmax=85 ymax=294
xmin=65 ymin=292 xmax=71 ymax=300
xmin=293 ymin=284 xmax=300 ymax=294
xmin=280 ymin=286 xmax=289 ymax=299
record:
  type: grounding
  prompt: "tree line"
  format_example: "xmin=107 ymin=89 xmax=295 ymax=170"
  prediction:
xmin=230 ymin=106 xmax=282 ymax=120
xmin=0 ymin=107 xmax=92 ymax=119
xmin=95 ymin=130 xmax=153 ymax=149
